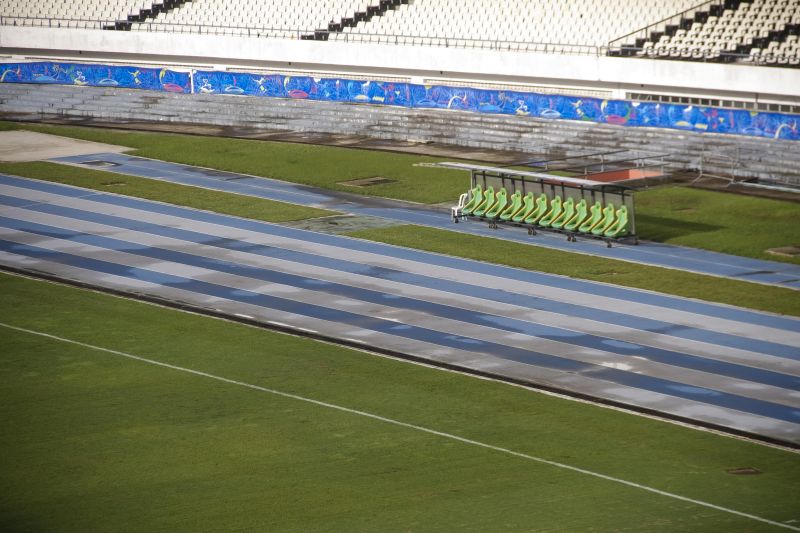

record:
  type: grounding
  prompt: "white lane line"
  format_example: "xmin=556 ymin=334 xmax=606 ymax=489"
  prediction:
xmin=2 ymin=320 xmax=798 ymax=531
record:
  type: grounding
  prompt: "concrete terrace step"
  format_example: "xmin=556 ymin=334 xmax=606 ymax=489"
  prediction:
xmin=2 ymin=84 xmax=799 ymax=185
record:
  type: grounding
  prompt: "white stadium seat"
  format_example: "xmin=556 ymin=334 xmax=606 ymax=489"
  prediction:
xmin=1 ymin=0 xmax=797 ymax=66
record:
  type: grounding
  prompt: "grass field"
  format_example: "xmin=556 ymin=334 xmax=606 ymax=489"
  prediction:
xmin=635 ymin=186 xmax=800 ymax=264
xmin=2 ymin=120 xmax=799 ymax=266
xmin=2 ymin=272 xmax=799 ymax=532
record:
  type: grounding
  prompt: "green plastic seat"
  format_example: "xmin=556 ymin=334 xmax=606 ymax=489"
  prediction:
xmin=472 ymin=186 xmax=495 ymax=217
xmin=538 ymin=196 xmax=563 ymax=228
xmin=564 ymin=199 xmax=588 ymax=231
xmin=460 ymin=185 xmax=483 ymax=216
xmin=523 ymin=193 xmax=550 ymax=225
xmin=485 ymin=188 xmax=508 ymax=219
xmin=592 ymin=202 xmax=617 ymax=235
xmin=499 ymin=190 xmax=522 ymax=221
xmin=550 ymin=197 xmax=575 ymax=229
xmin=604 ymin=205 xmax=629 ymax=238
xmin=512 ymin=192 xmax=536 ymax=223
xmin=578 ymin=201 xmax=603 ymax=233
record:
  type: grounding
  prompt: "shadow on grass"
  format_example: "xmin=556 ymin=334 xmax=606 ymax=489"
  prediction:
xmin=635 ymin=214 xmax=723 ymax=241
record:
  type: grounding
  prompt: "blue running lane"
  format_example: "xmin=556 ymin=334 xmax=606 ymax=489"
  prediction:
xmin=51 ymin=153 xmax=800 ymax=290
xmin=2 ymin=215 xmax=798 ymax=391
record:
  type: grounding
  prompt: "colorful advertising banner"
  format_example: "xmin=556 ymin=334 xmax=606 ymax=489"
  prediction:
xmin=0 ymin=62 xmax=190 ymax=93
xmin=1 ymin=61 xmax=795 ymax=141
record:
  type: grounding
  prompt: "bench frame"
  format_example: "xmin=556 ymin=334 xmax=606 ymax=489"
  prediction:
xmin=453 ymin=166 xmax=639 ymax=247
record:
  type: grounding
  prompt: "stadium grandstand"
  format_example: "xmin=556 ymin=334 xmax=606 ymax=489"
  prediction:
xmin=2 ymin=0 xmax=798 ymax=63
xmin=1 ymin=0 xmax=799 ymax=188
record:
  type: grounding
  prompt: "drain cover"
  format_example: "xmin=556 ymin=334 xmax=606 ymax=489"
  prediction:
xmin=283 ymin=215 xmax=399 ymax=234
xmin=767 ymin=246 xmax=800 ymax=258
xmin=339 ymin=177 xmax=396 ymax=187
xmin=81 ymin=160 xmax=120 ymax=168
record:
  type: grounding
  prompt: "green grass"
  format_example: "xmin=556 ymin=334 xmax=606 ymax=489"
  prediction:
xmin=637 ymin=186 xmax=800 ymax=265
xmin=1 ymin=272 xmax=799 ymax=532
xmin=346 ymin=225 xmax=800 ymax=317
xmin=0 ymin=161 xmax=335 ymax=223
xmin=0 ymin=121 xmax=469 ymax=204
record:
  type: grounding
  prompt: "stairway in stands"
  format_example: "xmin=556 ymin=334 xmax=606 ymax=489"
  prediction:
xmin=613 ymin=0 xmax=800 ymax=66
xmin=303 ymin=0 xmax=410 ymax=40
xmin=104 ymin=0 xmax=193 ymax=31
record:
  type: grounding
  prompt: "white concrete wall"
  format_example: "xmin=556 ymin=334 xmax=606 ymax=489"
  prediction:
xmin=2 ymin=26 xmax=798 ymax=101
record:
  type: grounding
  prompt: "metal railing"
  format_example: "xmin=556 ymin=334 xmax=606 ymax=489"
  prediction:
xmin=130 ymin=20 xmax=311 ymax=40
xmin=0 ymin=16 xmax=109 ymax=30
xmin=0 ymin=16 xmax=314 ymax=39
xmin=330 ymin=30 xmax=605 ymax=55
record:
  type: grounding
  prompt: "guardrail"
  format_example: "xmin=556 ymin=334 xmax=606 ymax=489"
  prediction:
xmin=330 ymin=31 xmax=604 ymax=55
xmin=129 ymin=21 xmax=311 ymax=40
xmin=0 ymin=16 xmax=108 ymax=30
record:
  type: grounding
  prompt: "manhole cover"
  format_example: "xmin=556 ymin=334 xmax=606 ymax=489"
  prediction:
xmin=726 ymin=467 xmax=762 ymax=475
xmin=81 ymin=160 xmax=120 ymax=168
xmin=339 ymin=177 xmax=397 ymax=187
xmin=283 ymin=214 xmax=399 ymax=234
xmin=767 ymin=246 xmax=800 ymax=258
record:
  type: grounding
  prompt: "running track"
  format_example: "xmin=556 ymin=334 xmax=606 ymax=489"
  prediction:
xmin=1 ymin=174 xmax=798 ymax=444
xmin=51 ymin=152 xmax=800 ymax=290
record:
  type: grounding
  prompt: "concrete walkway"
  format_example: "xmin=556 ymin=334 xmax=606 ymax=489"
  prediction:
xmin=0 ymin=130 xmax=131 ymax=162
xmin=51 ymin=152 xmax=800 ymax=290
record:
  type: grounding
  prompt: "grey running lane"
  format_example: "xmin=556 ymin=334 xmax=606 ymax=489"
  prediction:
xmin=1 ymin=174 xmax=799 ymax=445
xmin=51 ymin=152 xmax=800 ymax=290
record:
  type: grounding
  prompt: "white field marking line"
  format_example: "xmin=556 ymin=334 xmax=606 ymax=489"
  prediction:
xmin=3 ymin=321 xmax=799 ymax=531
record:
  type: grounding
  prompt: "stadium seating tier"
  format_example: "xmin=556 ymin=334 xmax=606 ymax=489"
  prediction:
xmin=1 ymin=0 xmax=797 ymax=66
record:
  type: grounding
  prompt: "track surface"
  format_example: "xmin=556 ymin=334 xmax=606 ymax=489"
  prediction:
xmin=52 ymin=152 xmax=800 ymax=290
xmin=1 ymin=173 xmax=799 ymax=445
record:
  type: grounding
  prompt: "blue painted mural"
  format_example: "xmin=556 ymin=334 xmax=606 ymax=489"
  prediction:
xmin=0 ymin=61 xmax=796 ymax=141
xmin=191 ymin=69 xmax=799 ymax=141
xmin=0 ymin=62 xmax=190 ymax=93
